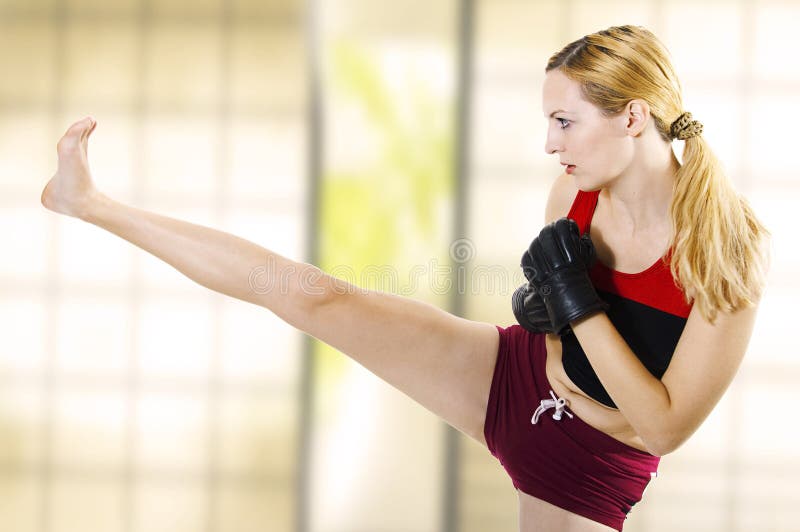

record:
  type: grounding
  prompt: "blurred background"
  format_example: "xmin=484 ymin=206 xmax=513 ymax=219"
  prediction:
xmin=1 ymin=0 xmax=798 ymax=531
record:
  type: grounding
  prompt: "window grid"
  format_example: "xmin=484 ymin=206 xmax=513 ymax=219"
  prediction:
xmin=0 ymin=1 xmax=305 ymax=532
xmin=1 ymin=0 xmax=797 ymax=531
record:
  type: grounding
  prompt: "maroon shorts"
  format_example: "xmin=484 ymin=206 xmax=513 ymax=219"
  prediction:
xmin=483 ymin=325 xmax=661 ymax=531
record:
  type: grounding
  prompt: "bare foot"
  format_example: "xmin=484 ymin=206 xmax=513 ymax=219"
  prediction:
xmin=41 ymin=116 xmax=102 ymax=219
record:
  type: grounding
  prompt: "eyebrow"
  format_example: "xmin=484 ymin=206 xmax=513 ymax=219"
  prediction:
xmin=546 ymin=109 xmax=572 ymax=118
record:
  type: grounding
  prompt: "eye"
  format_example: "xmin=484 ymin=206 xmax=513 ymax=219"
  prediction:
xmin=556 ymin=118 xmax=570 ymax=129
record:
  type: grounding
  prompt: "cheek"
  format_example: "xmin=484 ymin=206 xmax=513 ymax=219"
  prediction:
xmin=583 ymin=129 xmax=632 ymax=174
xmin=598 ymin=142 xmax=632 ymax=175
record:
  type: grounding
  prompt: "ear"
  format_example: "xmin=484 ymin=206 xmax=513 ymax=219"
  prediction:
xmin=624 ymin=100 xmax=650 ymax=137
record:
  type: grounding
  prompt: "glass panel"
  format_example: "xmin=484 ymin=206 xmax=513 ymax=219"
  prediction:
xmin=215 ymin=482 xmax=292 ymax=532
xmin=228 ymin=119 xmax=306 ymax=204
xmin=217 ymin=389 xmax=296 ymax=477
xmin=679 ymin=87 xmax=743 ymax=178
xmin=0 ymin=208 xmax=47 ymax=279
xmin=473 ymin=85 xmax=544 ymax=170
xmin=65 ymin=0 xmax=137 ymax=12
xmin=221 ymin=211 xmax=306 ymax=261
xmin=478 ymin=0 xmax=563 ymax=71
xmin=135 ymin=390 xmax=208 ymax=471
xmin=57 ymin=218 xmax=132 ymax=283
xmin=0 ymin=298 xmax=46 ymax=374
xmin=0 ymin=383 xmax=43 ymax=467
xmin=313 ymin=1 xmax=456 ymax=530
xmin=570 ymin=0 xmax=654 ymax=38
xmin=219 ymin=299 xmax=299 ymax=382
xmin=663 ymin=2 xmax=744 ymax=79
xmin=229 ymin=27 xmax=306 ymax=112
xmin=0 ymin=474 xmax=40 ymax=532
xmin=0 ymin=110 xmax=52 ymax=192
xmin=132 ymin=482 xmax=207 ymax=532
xmin=740 ymin=383 xmax=798 ymax=458
xmin=144 ymin=24 xmax=222 ymax=108
xmin=0 ymin=21 xmax=55 ymax=101
xmin=63 ymin=20 xmax=139 ymax=107
xmin=138 ymin=296 xmax=213 ymax=380
xmin=2 ymin=1 xmax=306 ymax=532
xmin=50 ymin=477 xmax=125 ymax=532
xmin=151 ymin=0 xmax=223 ymax=17
xmin=51 ymin=388 xmax=127 ymax=468
xmin=747 ymin=91 xmax=800 ymax=179
xmin=55 ymin=298 xmax=130 ymax=375
xmin=141 ymin=117 xmax=218 ymax=197
xmin=754 ymin=3 xmax=800 ymax=82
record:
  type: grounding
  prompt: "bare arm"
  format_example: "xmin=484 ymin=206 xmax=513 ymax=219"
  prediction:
xmin=571 ymin=299 xmax=760 ymax=457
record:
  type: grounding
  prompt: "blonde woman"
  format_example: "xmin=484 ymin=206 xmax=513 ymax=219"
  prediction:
xmin=42 ymin=25 xmax=770 ymax=532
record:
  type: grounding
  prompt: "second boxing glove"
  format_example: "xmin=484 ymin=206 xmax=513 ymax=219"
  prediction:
xmin=524 ymin=217 xmax=609 ymax=335
xmin=513 ymin=221 xmax=598 ymax=335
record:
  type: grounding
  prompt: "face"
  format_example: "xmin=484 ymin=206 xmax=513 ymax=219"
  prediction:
xmin=541 ymin=69 xmax=634 ymax=189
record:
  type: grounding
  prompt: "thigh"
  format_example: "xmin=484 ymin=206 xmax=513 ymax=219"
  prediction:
xmin=518 ymin=491 xmax=617 ymax=532
xmin=306 ymin=287 xmax=501 ymax=446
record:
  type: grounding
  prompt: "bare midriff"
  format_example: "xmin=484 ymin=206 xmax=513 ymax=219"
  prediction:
xmin=543 ymin=333 xmax=650 ymax=453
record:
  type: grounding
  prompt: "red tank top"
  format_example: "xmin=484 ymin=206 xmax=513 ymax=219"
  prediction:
xmin=561 ymin=189 xmax=693 ymax=408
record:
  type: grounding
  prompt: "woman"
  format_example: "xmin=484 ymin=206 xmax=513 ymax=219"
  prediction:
xmin=41 ymin=25 xmax=770 ymax=532
xmin=497 ymin=25 xmax=769 ymax=530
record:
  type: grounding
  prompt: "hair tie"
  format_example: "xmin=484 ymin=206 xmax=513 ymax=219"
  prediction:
xmin=670 ymin=111 xmax=703 ymax=140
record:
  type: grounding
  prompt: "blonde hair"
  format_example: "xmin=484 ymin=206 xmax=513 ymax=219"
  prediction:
xmin=547 ymin=25 xmax=771 ymax=323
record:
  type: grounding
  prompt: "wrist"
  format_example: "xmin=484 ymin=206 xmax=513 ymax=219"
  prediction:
xmin=537 ymin=268 xmax=608 ymax=333
xmin=570 ymin=312 xmax=602 ymax=330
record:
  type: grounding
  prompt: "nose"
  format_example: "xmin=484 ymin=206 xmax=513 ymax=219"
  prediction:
xmin=544 ymin=129 xmax=563 ymax=155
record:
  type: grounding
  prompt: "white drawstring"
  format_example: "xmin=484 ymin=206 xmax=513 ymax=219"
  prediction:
xmin=531 ymin=390 xmax=574 ymax=425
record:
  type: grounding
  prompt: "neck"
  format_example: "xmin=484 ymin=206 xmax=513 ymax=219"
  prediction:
xmin=600 ymin=144 xmax=680 ymax=236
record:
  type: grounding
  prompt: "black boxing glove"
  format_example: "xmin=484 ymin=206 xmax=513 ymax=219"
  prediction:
xmin=512 ymin=282 xmax=554 ymax=334
xmin=512 ymin=225 xmax=597 ymax=335
xmin=525 ymin=217 xmax=609 ymax=335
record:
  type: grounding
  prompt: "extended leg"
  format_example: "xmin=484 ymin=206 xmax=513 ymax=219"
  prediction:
xmin=40 ymin=117 xmax=501 ymax=445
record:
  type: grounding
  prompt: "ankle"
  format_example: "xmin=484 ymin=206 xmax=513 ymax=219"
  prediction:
xmin=80 ymin=190 xmax=111 ymax=223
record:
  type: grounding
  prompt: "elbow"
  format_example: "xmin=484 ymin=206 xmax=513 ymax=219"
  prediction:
xmin=644 ymin=441 xmax=670 ymax=458
xmin=645 ymin=432 xmax=687 ymax=457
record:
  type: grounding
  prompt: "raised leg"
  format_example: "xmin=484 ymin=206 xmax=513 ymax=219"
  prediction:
xmin=41 ymin=117 xmax=501 ymax=445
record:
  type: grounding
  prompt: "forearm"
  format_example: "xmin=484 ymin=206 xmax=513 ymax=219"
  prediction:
xmin=81 ymin=192 xmax=326 ymax=326
xmin=570 ymin=312 xmax=672 ymax=454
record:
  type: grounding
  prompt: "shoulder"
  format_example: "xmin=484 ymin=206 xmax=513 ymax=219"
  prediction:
xmin=544 ymin=172 xmax=580 ymax=224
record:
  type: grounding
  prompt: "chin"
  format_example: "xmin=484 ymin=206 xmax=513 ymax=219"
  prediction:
xmin=574 ymin=173 xmax=610 ymax=192
xmin=574 ymin=178 xmax=604 ymax=193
